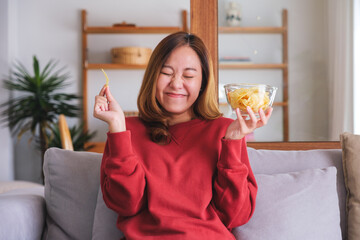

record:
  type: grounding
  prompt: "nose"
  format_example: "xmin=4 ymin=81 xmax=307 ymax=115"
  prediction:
xmin=170 ymin=74 xmax=183 ymax=89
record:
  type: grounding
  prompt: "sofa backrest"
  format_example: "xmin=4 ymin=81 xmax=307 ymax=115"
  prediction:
xmin=43 ymin=148 xmax=103 ymax=240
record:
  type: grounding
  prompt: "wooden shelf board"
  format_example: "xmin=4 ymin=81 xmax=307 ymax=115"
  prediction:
xmin=87 ymin=63 xmax=147 ymax=69
xmin=85 ymin=26 xmax=182 ymax=34
xmin=85 ymin=141 xmax=341 ymax=154
xmin=219 ymin=63 xmax=286 ymax=69
xmin=124 ymin=111 xmax=139 ymax=117
xmin=273 ymin=101 xmax=288 ymax=106
xmin=219 ymin=26 xmax=285 ymax=34
xmin=219 ymin=101 xmax=288 ymax=107
xmin=88 ymin=63 xmax=287 ymax=70
xmin=247 ymin=141 xmax=341 ymax=150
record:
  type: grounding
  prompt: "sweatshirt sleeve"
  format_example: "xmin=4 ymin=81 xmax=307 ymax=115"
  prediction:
xmin=101 ymin=130 xmax=146 ymax=217
xmin=212 ymin=137 xmax=257 ymax=229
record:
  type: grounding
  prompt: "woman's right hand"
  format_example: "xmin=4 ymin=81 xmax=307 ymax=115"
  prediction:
xmin=93 ymin=85 xmax=126 ymax=133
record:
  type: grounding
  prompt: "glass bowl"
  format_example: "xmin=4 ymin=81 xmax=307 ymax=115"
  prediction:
xmin=224 ymin=83 xmax=277 ymax=118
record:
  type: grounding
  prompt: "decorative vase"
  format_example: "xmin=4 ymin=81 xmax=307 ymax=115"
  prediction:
xmin=226 ymin=2 xmax=241 ymax=27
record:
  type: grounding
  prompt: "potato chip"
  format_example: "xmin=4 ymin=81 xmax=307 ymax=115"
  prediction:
xmin=227 ymin=87 xmax=270 ymax=112
xmin=101 ymin=68 xmax=109 ymax=86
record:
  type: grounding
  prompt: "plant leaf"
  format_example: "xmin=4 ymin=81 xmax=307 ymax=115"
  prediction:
xmin=0 ymin=56 xmax=81 ymax=150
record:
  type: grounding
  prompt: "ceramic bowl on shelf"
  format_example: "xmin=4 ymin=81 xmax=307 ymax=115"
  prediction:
xmin=224 ymin=83 xmax=277 ymax=118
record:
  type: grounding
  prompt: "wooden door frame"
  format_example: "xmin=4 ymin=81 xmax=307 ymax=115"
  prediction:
xmin=190 ymin=0 xmax=218 ymax=99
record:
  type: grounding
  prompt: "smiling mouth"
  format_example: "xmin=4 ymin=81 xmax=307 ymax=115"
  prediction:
xmin=166 ymin=92 xmax=187 ymax=98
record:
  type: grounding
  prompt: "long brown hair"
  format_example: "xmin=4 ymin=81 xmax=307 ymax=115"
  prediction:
xmin=137 ymin=32 xmax=221 ymax=144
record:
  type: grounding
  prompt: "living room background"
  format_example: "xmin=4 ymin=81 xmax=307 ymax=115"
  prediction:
xmin=0 ymin=0 xmax=356 ymax=182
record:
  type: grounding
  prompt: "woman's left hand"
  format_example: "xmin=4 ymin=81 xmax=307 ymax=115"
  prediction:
xmin=224 ymin=106 xmax=273 ymax=140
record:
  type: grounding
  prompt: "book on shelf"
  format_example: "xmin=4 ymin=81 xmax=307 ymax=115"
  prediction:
xmin=219 ymin=56 xmax=252 ymax=64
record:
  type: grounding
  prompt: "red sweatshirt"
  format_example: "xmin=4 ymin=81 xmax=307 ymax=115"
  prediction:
xmin=101 ymin=117 xmax=257 ymax=240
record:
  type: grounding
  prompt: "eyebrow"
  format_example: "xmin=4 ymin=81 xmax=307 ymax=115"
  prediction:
xmin=162 ymin=64 xmax=197 ymax=72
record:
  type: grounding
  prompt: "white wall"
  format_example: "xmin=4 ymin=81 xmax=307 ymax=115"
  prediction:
xmin=1 ymin=0 xmax=331 ymax=181
xmin=0 ymin=0 xmax=14 ymax=180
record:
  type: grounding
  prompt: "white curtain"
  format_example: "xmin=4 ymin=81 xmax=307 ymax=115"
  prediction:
xmin=328 ymin=0 xmax=354 ymax=140
xmin=354 ymin=0 xmax=360 ymax=134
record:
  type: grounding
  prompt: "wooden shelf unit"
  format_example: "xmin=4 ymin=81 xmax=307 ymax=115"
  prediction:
xmin=219 ymin=63 xmax=287 ymax=69
xmin=87 ymin=63 xmax=147 ymax=70
xmin=219 ymin=101 xmax=287 ymax=107
xmin=81 ymin=9 xmax=188 ymax=131
xmin=218 ymin=9 xmax=289 ymax=141
xmin=85 ymin=26 xmax=183 ymax=34
xmin=84 ymin=141 xmax=340 ymax=154
xmin=219 ymin=26 xmax=285 ymax=34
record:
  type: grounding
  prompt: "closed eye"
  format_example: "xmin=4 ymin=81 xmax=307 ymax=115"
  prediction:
xmin=160 ymin=72 xmax=172 ymax=76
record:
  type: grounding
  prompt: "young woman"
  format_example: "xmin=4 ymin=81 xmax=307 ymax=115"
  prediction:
xmin=94 ymin=32 xmax=272 ymax=239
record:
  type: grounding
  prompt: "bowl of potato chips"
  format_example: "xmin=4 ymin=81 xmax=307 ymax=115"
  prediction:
xmin=224 ymin=83 xmax=277 ymax=118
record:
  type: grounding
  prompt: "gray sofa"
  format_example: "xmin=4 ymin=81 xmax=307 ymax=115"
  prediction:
xmin=1 ymin=133 xmax=359 ymax=240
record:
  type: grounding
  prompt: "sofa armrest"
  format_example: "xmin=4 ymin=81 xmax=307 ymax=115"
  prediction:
xmin=0 ymin=187 xmax=45 ymax=240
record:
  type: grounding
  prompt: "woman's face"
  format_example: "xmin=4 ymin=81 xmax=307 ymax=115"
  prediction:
xmin=155 ymin=45 xmax=202 ymax=124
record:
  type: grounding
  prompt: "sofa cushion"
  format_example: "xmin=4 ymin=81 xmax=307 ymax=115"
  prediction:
xmin=232 ymin=167 xmax=342 ymax=240
xmin=247 ymin=147 xmax=346 ymax=238
xmin=92 ymin=186 xmax=124 ymax=240
xmin=0 ymin=187 xmax=45 ymax=240
xmin=341 ymin=132 xmax=360 ymax=240
xmin=43 ymin=148 xmax=102 ymax=240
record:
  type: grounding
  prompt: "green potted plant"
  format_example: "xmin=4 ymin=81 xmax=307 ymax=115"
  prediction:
xmin=0 ymin=56 xmax=82 ymax=180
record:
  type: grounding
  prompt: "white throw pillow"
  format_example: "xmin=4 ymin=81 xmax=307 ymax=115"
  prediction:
xmin=232 ymin=167 xmax=342 ymax=240
xmin=247 ymin=148 xmax=346 ymax=238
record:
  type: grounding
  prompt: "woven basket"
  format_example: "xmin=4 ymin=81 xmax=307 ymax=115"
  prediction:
xmin=111 ymin=47 xmax=152 ymax=65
